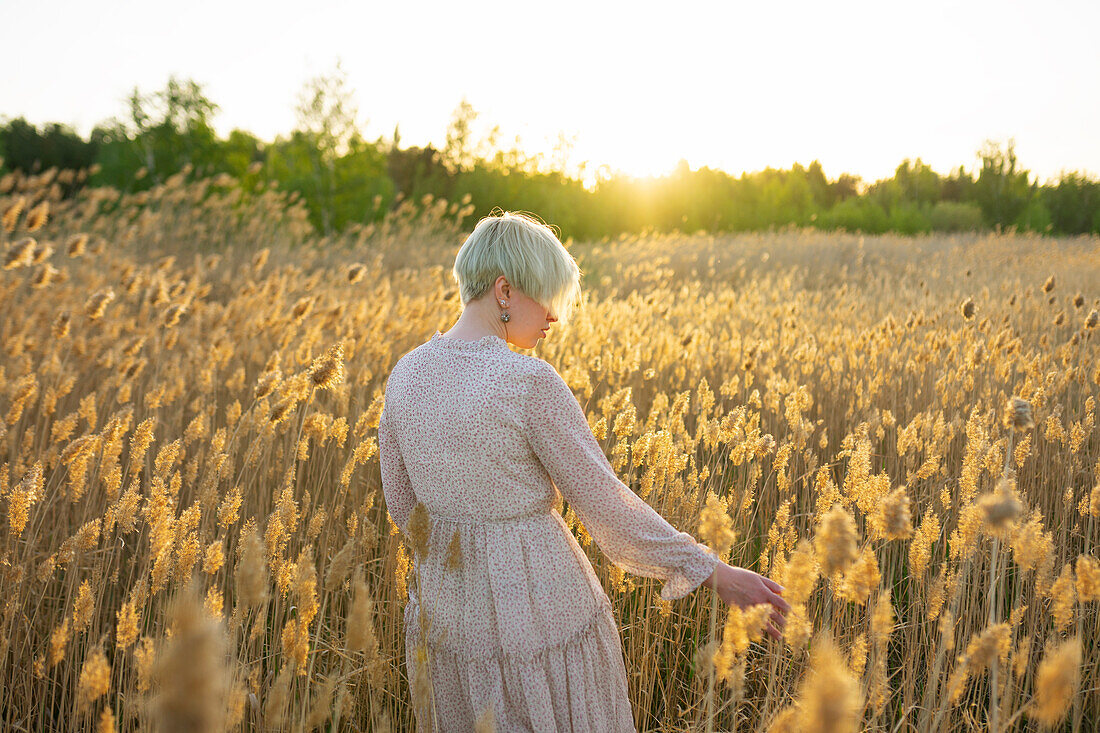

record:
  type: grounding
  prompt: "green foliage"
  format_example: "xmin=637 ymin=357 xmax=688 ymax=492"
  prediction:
xmin=816 ymin=197 xmax=890 ymax=234
xmin=220 ymin=130 xmax=264 ymax=178
xmin=442 ymin=98 xmax=480 ymax=175
xmin=891 ymin=159 xmax=943 ymax=207
xmin=5 ymin=80 xmax=1100 ymax=242
xmin=286 ymin=60 xmax=389 ymax=234
xmin=267 ymin=130 xmax=393 ymax=234
xmin=887 ymin=203 xmax=933 ymax=235
xmin=1042 ymin=172 xmax=1100 ymax=234
xmin=386 ymin=143 xmax=453 ymax=207
xmin=1015 ymin=198 xmax=1052 ymax=232
xmin=928 ymin=201 xmax=984 ymax=232
xmin=973 ymin=139 xmax=1034 ymax=228
xmin=84 ymin=76 xmax=224 ymax=190
xmin=0 ymin=118 xmax=97 ymax=176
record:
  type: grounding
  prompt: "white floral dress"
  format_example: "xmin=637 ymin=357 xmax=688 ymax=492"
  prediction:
xmin=379 ymin=331 xmax=720 ymax=732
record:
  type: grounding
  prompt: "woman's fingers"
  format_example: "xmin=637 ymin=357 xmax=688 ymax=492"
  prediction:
xmin=765 ymin=621 xmax=782 ymax=640
xmin=771 ymin=609 xmax=787 ymax=629
xmin=761 ymin=576 xmax=786 ymax=595
xmin=753 ymin=578 xmax=791 ymax=614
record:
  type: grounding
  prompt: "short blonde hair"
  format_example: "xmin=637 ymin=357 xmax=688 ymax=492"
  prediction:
xmin=453 ymin=210 xmax=582 ymax=326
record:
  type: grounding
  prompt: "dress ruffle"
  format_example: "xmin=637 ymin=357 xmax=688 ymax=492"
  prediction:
xmin=405 ymin=595 xmax=636 ymax=732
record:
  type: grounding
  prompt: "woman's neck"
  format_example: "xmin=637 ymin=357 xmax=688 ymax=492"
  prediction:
xmin=442 ymin=302 xmax=507 ymax=342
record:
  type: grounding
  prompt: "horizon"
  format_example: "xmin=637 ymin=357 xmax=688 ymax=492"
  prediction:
xmin=5 ymin=0 xmax=1099 ymax=188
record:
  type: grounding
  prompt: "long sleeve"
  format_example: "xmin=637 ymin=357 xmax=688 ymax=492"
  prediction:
xmin=523 ymin=360 xmax=720 ymax=601
xmin=378 ymin=403 xmax=416 ymax=536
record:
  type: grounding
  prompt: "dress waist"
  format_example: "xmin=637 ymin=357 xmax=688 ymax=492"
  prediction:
xmin=404 ymin=503 xmax=610 ymax=661
xmin=427 ymin=503 xmax=556 ymax=525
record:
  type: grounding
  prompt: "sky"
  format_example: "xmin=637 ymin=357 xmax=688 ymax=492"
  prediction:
xmin=4 ymin=0 xmax=1100 ymax=188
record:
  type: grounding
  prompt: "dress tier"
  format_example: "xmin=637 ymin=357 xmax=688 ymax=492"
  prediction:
xmin=379 ymin=331 xmax=720 ymax=732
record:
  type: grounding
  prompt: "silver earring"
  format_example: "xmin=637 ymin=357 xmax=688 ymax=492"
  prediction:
xmin=500 ymin=311 xmax=510 ymax=322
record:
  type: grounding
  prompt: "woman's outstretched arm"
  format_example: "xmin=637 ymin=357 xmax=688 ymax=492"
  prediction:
xmin=522 ymin=358 xmax=790 ymax=636
xmin=522 ymin=359 xmax=720 ymax=601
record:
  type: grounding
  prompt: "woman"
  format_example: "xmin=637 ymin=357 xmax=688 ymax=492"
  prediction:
xmin=379 ymin=211 xmax=789 ymax=732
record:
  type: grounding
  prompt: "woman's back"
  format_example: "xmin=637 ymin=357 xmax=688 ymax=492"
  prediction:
xmin=383 ymin=331 xmax=609 ymax=661
xmin=382 ymin=331 xmax=557 ymax=522
xmin=381 ymin=330 xmax=719 ymax=732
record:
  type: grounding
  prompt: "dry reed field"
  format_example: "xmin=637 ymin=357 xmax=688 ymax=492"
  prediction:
xmin=0 ymin=166 xmax=1098 ymax=732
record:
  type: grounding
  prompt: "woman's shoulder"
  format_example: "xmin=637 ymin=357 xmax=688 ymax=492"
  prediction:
xmin=499 ymin=347 xmax=552 ymax=374
xmin=383 ymin=339 xmax=562 ymax=391
xmin=510 ymin=353 xmax=573 ymax=396
xmin=383 ymin=342 xmax=428 ymax=385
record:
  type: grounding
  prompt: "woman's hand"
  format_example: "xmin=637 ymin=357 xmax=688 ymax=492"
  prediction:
xmin=703 ymin=563 xmax=791 ymax=640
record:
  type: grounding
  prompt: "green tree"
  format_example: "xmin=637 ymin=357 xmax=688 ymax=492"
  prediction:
xmin=1043 ymin=172 xmax=1100 ymax=234
xmin=388 ymin=143 xmax=452 ymax=207
xmin=131 ymin=76 xmax=220 ymax=178
xmin=892 ymin=158 xmax=942 ymax=207
xmin=220 ymin=129 xmax=264 ymax=178
xmin=0 ymin=118 xmax=98 ymax=177
xmin=89 ymin=76 xmax=221 ymax=188
xmin=442 ymin=98 xmax=480 ymax=175
xmin=292 ymin=60 xmax=364 ymax=234
xmin=973 ymin=139 xmax=1033 ymax=229
xmin=940 ymin=165 xmax=975 ymax=203
xmin=268 ymin=60 xmax=397 ymax=234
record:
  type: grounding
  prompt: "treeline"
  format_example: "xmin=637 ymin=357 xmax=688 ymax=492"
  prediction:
xmin=3 ymin=73 xmax=1100 ymax=241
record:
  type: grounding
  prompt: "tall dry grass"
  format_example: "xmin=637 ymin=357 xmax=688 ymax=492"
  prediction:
xmin=0 ymin=164 xmax=1097 ymax=731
